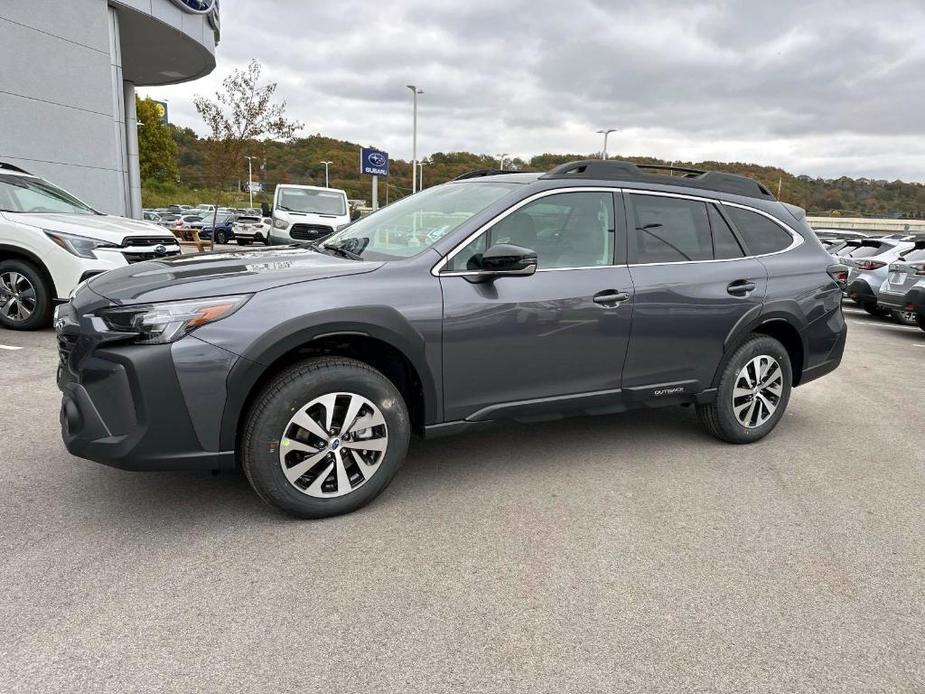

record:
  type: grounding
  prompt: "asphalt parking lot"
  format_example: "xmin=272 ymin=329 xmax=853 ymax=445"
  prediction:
xmin=0 ymin=303 xmax=922 ymax=693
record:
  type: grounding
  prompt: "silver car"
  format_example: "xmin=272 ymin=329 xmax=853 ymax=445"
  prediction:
xmin=878 ymin=241 xmax=925 ymax=326
xmin=842 ymin=237 xmax=916 ymax=317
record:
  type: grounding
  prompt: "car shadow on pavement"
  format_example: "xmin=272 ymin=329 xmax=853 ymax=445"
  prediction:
xmin=77 ymin=405 xmax=712 ymax=524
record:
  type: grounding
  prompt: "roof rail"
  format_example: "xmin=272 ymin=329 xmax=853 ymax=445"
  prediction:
xmin=452 ymin=169 xmax=522 ymax=181
xmin=0 ymin=162 xmax=32 ymax=175
xmin=540 ymin=159 xmax=775 ymax=200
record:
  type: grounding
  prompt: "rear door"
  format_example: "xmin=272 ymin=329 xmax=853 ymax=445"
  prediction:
xmin=621 ymin=192 xmax=768 ymax=394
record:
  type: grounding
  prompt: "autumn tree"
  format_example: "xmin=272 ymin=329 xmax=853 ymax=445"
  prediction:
xmin=136 ymin=96 xmax=177 ymax=183
xmin=193 ymin=59 xmax=302 ymax=197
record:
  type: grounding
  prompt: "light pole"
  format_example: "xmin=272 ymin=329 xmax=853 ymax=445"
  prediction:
xmin=497 ymin=153 xmax=508 ymax=170
xmin=406 ymin=85 xmax=422 ymax=193
xmin=596 ymin=128 xmax=617 ymax=159
xmin=320 ymin=160 xmax=333 ymax=188
xmin=244 ymin=156 xmax=256 ymax=208
xmin=418 ymin=161 xmax=427 ymax=189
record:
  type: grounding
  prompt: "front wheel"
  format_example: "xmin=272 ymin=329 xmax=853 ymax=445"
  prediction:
xmin=0 ymin=260 xmax=53 ymax=330
xmin=241 ymin=357 xmax=410 ymax=518
xmin=697 ymin=335 xmax=792 ymax=444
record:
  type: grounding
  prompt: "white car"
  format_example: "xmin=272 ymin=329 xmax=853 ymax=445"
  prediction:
xmin=268 ymin=184 xmax=351 ymax=244
xmin=0 ymin=162 xmax=181 ymax=330
xmin=232 ymin=215 xmax=272 ymax=245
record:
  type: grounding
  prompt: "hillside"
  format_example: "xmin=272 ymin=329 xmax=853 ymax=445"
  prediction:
xmin=145 ymin=128 xmax=925 ymax=218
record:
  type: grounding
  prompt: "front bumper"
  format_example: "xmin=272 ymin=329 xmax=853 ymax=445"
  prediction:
xmin=56 ymin=301 xmax=237 ymax=471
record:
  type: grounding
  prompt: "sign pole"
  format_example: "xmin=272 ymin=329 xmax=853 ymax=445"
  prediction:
xmin=372 ymin=175 xmax=379 ymax=211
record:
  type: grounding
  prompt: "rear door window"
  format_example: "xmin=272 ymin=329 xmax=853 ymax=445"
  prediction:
xmin=629 ymin=195 xmax=712 ymax=263
xmin=724 ymin=207 xmax=794 ymax=255
xmin=708 ymin=205 xmax=745 ymax=259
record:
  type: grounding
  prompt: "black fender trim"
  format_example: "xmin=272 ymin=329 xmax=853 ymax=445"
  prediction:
xmin=218 ymin=307 xmax=441 ymax=451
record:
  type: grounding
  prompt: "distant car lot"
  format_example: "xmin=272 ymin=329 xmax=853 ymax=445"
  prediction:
xmin=0 ymin=301 xmax=921 ymax=692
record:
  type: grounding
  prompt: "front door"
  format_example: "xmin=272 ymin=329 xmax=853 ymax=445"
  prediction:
xmin=621 ymin=191 xmax=768 ymax=392
xmin=439 ymin=190 xmax=634 ymax=422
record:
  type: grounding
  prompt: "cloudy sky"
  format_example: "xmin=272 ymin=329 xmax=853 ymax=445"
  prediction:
xmin=142 ymin=0 xmax=925 ymax=181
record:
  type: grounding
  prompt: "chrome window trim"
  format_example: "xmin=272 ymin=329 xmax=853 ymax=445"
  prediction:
xmin=431 ymin=187 xmax=620 ymax=277
xmin=623 ymin=192 xmax=804 ymax=267
xmin=431 ymin=186 xmax=806 ymax=277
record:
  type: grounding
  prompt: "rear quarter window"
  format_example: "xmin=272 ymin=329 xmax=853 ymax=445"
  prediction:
xmin=845 ymin=243 xmax=889 ymax=258
xmin=725 ymin=207 xmax=794 ymax=255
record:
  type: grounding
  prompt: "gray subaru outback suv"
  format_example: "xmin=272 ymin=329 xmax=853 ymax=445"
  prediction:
xmin=56 ymin=160 xmax=848 ymax=518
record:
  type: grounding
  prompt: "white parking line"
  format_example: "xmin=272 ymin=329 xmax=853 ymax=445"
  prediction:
xmin=914 ymin=344 xmax=925 ymax=348
xmin=0 ymin=344 xmax=23 ymax=351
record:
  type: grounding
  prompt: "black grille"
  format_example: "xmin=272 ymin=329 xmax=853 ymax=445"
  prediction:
xmin=120 ymin=236 xmax=178 ymax=248
xmin=289 ymin=224 xmax=333 ymax=241
xmin=57 ymin=333 xmax=77 ymax=366
xmin=123 ymin=250 xmax=181 ymax=264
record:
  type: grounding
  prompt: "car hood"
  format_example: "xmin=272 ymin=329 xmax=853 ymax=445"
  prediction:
xmin=6 ymin=212 xmax=168 ymax=242
xmin=86 ymin=246 xmax=384 ymax=304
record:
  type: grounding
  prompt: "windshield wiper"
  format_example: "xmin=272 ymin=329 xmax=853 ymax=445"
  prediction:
xmin=322 ymin=243 xmax=363 ymax=260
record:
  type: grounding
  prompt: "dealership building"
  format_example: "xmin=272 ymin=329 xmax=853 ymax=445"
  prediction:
xmin=0 ymin=1 xmax=219 ymax=218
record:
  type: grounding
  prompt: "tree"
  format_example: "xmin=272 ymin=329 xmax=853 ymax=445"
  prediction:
xmin=136 ymin=97 xmax=177 ymax=183
xmin=193 ymin=59 xmax=302 ymax=196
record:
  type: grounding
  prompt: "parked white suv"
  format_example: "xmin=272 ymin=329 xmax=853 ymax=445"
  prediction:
xmin=0 ymin=163 xmax=181 ymax=330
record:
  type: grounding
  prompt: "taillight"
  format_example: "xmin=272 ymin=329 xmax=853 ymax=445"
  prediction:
xmin=827 ymin=263 xmax=850 ymax=289
xmin=854 ymin=259 xmax=886 ymax=271
xmin=911 ymin=263 xmax=925 ymax=276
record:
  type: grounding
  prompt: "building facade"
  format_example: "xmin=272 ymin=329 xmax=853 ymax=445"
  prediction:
xmin=0 ymin=0 xmax=219 ymax=218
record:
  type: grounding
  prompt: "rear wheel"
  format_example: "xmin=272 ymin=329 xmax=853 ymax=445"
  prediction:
xmin=697 ymin=335 xmax=792 ymax=444
xmin=917 ymin=313 xmax=925 ymax=333
xmin=0 ymin=260 xmax=53 ymax=331
xmin=241 ymin=357 xmax=410 ymax=518
xmin=891 ymin=309 xmax=918 ymax=326
xmin=215 ymin=230 xmax=227 ymax=245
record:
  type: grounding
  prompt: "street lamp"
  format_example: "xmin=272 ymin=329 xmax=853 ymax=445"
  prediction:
xmin=418 ymin=161 xmax=427 ymax=189
xmin=497 ymin=153 xmax=508 ymax=171
xmin=595 ymin=128 xmax=617 ymax=160
xmin=320 ymin=160 xmax=333 ymax=187
xmin=406 ymin=85 xmax=423 ymax=193
xmin=244 ymin=156 xmax=257 ymax=208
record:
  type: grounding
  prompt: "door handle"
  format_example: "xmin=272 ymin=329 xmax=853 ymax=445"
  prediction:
xmin=592 ymin=290 xmax=630 ymax=307
xmin=727 ymin=279 xmax=757 ymax=296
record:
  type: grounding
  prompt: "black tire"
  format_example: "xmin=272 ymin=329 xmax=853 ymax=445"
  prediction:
xmin=241 ymin=357 xmax=411 ymax=519
xmin=0 ymin=259 xmax=53 ymax=331
xmin=890 ymin=309 xmax=918 ymax=326
xmin=697 ymin=335 xmax=793 ymax=444
xmin=917 ymin=313 xmax=925 ymax=333
xmin=237 ymin=239 xmax=251 ymax=246
xmin=862 ymin=302 xmax=890 ymax=318
xmin=215 ymin=231 xmax=227 ymax=245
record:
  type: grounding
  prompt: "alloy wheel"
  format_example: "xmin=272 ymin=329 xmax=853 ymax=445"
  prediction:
xmin=278 ymin=392 xmax=389 ymax=498
xmin=0 ymin=271 xmax=37 ymax=323
xmin=732 ymin=355 xmax=783 ymax=428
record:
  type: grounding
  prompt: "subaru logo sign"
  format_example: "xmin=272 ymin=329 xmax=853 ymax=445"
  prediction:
xmin=153 ymin=245 xmax=167 ymax=257
xmin=360 ymin=147 xmax=389 ymax=177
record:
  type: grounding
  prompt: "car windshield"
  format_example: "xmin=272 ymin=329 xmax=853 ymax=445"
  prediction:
xmin=0 ymin=174 xmax=98 ymax=215
xmin=320 ymin=182 xmax=520 ymax=260
xmin=276 ymin=188 xmax=347 ymax=215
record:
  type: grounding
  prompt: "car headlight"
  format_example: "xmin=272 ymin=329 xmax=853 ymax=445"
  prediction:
xmin=273 ymin=218 xmax=289 ymax=230
xmin=45 ymin=230 xmax=118 ymax=259
xmin=95 ymin=295 xmax=250 ymax=344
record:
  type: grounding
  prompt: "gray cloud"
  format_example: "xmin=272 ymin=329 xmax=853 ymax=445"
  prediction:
xmin=142 ymin=0 xmax=925 ymax=180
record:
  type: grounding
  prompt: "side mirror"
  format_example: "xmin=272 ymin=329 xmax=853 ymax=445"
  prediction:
xmin=261 ymin=202 xmax=272 ymax=217
xmin=471 ymin=243 xmax=537 ymax=281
